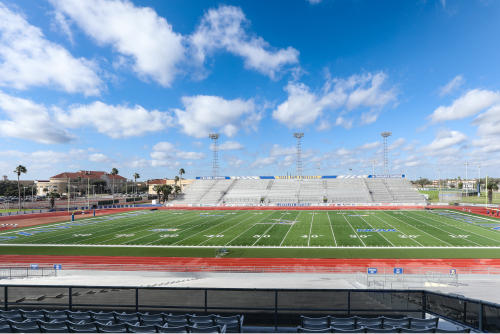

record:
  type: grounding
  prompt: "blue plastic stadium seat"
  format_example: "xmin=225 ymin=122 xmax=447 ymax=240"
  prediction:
xmin=66 ymin=321 xmax=98 ymax=333
xmin=125 ymin=323 xmax=157 ymax=333
xmin=188 ymin=324 xmax=226 ymax=333
xmin=95 ymin=322 xmax=128 ymax=333
xmin=155 ymin=325 xmax=189 ymax=333
xmin=297 ymin=327 xmax=333 ymax=333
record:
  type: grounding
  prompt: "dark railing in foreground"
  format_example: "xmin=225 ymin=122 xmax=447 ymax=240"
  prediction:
xmin=0 ymin=285 xmax=496 ymax=332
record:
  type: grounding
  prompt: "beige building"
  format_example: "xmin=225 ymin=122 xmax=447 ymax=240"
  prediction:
xmin=147 ymin=178 xmax=194 ymax=194
xmin=36 ymin=170 xmax=128 ymax=196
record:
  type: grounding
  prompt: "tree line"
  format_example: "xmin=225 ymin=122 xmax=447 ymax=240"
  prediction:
xmin=152 ymin=168 xmax=185 ymax=204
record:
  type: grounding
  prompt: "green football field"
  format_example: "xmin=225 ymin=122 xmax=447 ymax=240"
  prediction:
xmin=1 ymin=209 xmax=500 ymax=251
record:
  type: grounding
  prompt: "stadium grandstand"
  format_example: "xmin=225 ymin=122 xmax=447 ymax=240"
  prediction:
xmin=170 ymin=175 xmax=427 ymax=206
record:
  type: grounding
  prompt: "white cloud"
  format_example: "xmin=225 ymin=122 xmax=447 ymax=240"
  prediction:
xmin=150 ymin=141 xmax=205 ymax=161
xmin=307 ymin=0 xmax=323 ymax=4
xmin=151 ymin=160 xmax=180 ymax=168
xmin=51 ymin=0 xmax=184 ymax=87
xmin=176 ymin=151 xmax=205 ymax=160
xmin=344 ymin=72 xmax=397 ymax=110
xmin=472 ymin=105 xmax=500 ymax=137
xmin=357 ymin=142 xmax=381 ymax=150
xmin=52 ymin=11 xmax=74 ymax=44
xmin=152 ymin=142 xmax=176 ymax=152
xmin=174 ymin=95 xmax=259 ymax=138
xmin=439 ymin=75 xmax=464 ymax=96
xmin=428 ymin=89 xmax=500 ymax=123
xmin=402 ymin=140 xmax=419 ymax=152
xmin=316 ymin=120 xmax=330 ymax=131
xmin=55 ymin=101 xmax=174 ymax=138
xmin=269 ymin=144 xmax=296 ymax=157
xmin=89 ymin=153 xmax=114 ymax=163
xmin=0 ymin=148 xmax=88 ymax=166
xmin=150 ymin=151 xmax=174 ymax=160
xmin=471 ymin=137 xmax=500 ymax=154
xmin=334 ymin=116 xmax=353 ymax=129
xmin=0 ymin=3 xmax=102 ymax=95
xmin=360 ymin=112 xmax=379 ymax=124
xmin=0 ymin=91 xmax=73 ymax=144
xmin=192 ymin=141 xmax=204 ymax=149
xmin=190 ymin=6 xmax=299 ymax=79
xmin=216 ymin=141 xmax=244 ymax=150
xmin=388 ymin=138 xmax=406 ymax=150
xmin=424 ymin=129 xmax=467 ymax=153
xmin=249 ymin=156 xmax=277 ymax=168
xmin=273 ymin=71 xmax=397 ymax=128
xmin=226 ymin=155 xmax=245 ymax=168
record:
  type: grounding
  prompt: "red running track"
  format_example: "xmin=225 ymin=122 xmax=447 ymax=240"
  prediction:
xmin=1 ymin=255 xmax=500 ymax=269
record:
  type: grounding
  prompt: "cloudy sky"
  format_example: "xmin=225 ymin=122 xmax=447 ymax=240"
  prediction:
xmin=0 ymin=0 xmax=499 ymax=181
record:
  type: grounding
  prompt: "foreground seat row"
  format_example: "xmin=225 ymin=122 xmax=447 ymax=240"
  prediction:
xmin=0 ymin=310 xmax=244 ymax=333
xmin=298 ymin=316 xmax=470 ymax=333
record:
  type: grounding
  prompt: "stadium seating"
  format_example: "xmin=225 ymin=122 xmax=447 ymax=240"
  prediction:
xmin=172 ymin=177 xmax=426 ymax=205
xmin=0 ymin=310 xmax=240 ymax=333
xmin=298 ymin=316 xmax=469 ymax=333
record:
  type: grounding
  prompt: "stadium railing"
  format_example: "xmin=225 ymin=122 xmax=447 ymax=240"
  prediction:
xmin=0 ymin=285 xmax=492 ymax=332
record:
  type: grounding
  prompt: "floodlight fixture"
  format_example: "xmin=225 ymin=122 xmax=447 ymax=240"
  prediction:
xmin=209 ymin=134 xmax=220 ymax=177
xmin=380 ymin=132 xmax=392 ymax=175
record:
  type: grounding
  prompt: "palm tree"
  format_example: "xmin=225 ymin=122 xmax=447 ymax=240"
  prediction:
xmin=174 ymin=175 xmax=179 ymax=186
xmin=152 ymin=185 xmax=161 ymax=202
xmin=48 ymin=191 xmax=60 ymax=209
xmin=110 ymin=168 xmax=119 ymax=202
xmin=14 ymin=165 xmax=27 ymax=211
xmin=133 ymin=173 xmax=140 ymax=196
xmin=161 ymin=184 xmax=173 ymax=203
xmin=174 ymin=185 xmax=181 ymax=197
xmin=179 ymin=168 xmax=185 ymax=192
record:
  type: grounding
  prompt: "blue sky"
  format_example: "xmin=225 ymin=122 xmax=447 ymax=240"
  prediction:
xmin=0 ymin=0 xmax=499 ymax=182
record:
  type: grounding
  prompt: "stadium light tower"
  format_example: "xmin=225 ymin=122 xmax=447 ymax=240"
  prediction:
xmin=316 ymin=163 xmax=320 ymax=176
xmin=370 ymin=159 xmax=378 ymax=176
xmin=209 ymin=134 xmax=220 ymax=177
xmin=380 ymin=132 xmax=392 ymax=175
xmin=293 ymin=133 xmax=304 ymax=180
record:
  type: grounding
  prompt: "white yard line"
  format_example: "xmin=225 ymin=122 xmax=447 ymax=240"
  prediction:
xmin=412 ymin=211 xmax=500 ymax=246
xmin=227 ymin=211 xmax=277 ymax=246
xmin=126 ymin=212 xmax=217 ymax=246
xmin=379 ymin=211 xmax=452 ymax=246
xmin=341 ymin=211 xmax=366 ymax=247
xmin=172 ymin=212 xmax=249 ymax=246
xmin=326 ymin=211 xmax=337 ymax=247
xmin=252 ymin=212 xmax=289 ymax=246
xmin=10 ymin=212 xmax=158 ymax=245
xmin=357 ymin=212 xmax=395 ymax=247
xmin=196 ymin=213 xmax=260 ymax=246
xmin=279 ymin=211 xmax=302 ymax=247
xmin=307 ymin=211 xmax=314 ymax=247
xmin=371 ymin=212 xmax=424 ymax=247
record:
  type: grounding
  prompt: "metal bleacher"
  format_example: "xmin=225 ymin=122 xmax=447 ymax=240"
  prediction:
xmin=171 ymin=177 xmax=426 ymax=205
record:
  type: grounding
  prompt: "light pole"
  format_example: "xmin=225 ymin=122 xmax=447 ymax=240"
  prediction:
xmin=478 ymin=165 xmax=481 ymax=198
xmin=316 ymin=163 xmax=320 ymax=176
xmin=349 ymin=169 xmax=352 ymax=175
xmin=23 ymin=186 xmax=27 ymax=210
xmin=464 ymin=162 xmax=469 ymax=204
xmin=370 ymin=159 xmax=378 ymax=176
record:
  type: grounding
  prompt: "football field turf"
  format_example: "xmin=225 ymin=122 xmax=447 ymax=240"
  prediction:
xmin=1 ymin=210 xmax=500 ymax=252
